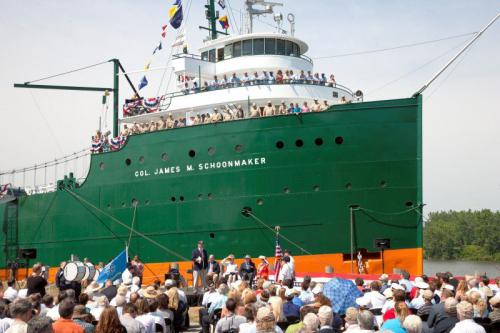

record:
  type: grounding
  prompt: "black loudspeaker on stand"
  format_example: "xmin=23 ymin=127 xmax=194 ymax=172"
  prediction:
xmin=374 ymin=239 xmax=390 ymax=273
xmin=19 ymin=248 xmax=37 ymax=278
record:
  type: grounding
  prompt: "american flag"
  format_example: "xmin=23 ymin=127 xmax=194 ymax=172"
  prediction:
xmin=273 ymin=235 xmax=282 ymax=281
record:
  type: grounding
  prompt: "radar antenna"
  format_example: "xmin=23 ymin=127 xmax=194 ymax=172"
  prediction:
xmin=244 ymin=0 xmax=283 ymax=34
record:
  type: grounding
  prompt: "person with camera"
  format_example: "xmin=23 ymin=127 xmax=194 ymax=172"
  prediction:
xmin=214 ymin=298 xmax=246 ymax=333
xmin=192 ymin=241 xmax=208 ymax=292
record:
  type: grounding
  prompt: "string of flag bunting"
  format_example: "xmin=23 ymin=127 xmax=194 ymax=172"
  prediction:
xmin=136 ymin=0 xmax=185 ymax=93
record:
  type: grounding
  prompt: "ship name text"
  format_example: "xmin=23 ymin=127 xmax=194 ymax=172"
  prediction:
xmin=134 ymin=157 xmax=267 ymax=178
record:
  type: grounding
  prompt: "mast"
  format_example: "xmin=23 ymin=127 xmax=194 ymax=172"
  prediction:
xmin=205 ymin=0 xmax=218 ymax=40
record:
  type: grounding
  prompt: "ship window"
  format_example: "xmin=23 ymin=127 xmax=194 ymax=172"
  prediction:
xmin=253 ymin=38 xmax=264 ymax=55
xmin=315 ymin=138 xmax=324 ymax=146
xmin=224 ymin=44 xmax=233 ymax=59
xmin=198 ymin=194 xmax=203 ymax=200
xmin=295 ymin=139 xmax=304 ymax=147
xmin=276 ymin=141 xmax=284 ymax=149
xmin=125 ymin=158 xmax=131 ymax=166
xmin=131 ymin=198 xmax=138 ymax=207
xmin=180 ymin=196 xmax=185 ymax=201
xmin=313 ymin=185 xmax=320 ymax=192
xmin=208 ymin=49 xmax=216 ymax=62
xmin=235 ymin=144 xmax=243 ymax=152
xmin=277 ymin=39 xmax=286 ymax=55
xmin=161 ymin=153 xmax=168 ymax=161
xmin=188 ymin=149 xmax=196 ymax=157
xmin=201 ymin=51 xmax=208 ymax=61
xmin=265 ymin=38 xmax=276 ymax=54
xmin=380 ymin=180 xmax=387 ymax=188
xmin=242 ymin=39 xmax=252 ymax=56
xmin=145 ymin=200 xmax=150 ymax=205
xmin=139 ymin=156 xmax=145 ymax=164
xmin=99 ymin=162 xmax=105 ymax=170
xmin=405 ymin=201 xmax=413 ymax=207
xmin=208 ymin=147 xmax=216 ymax=155
xmin=283 ymin=187 xmax=290 ymax=193
xmin=208 ymin=193 xmax=214 ymax=200
xmin=345 ymin=183 xmax=352 ymax=190
xmin=107 ymin=203 xmax=111 ymax=209
xmin=209 ymin=232 xmax=215 ymax=238
xmin=257 ymin=199 xmax=264 ymax=205
xmin=335 ymin=136 xmax=344 ymax=145
xmin=292 ymin=42 xmax=299 ymax=56
xmin=121 ymin=202 xmax=126 ymax=207
xmin=285 ymin=40 xmax=294 ymax=56
xmin=233 ymin=41 xmax=241 ymax=57
xmin=171 ymin=196 xmax=176 ymax=202
xmin=217 ymin=48 xmax=224 ymax=62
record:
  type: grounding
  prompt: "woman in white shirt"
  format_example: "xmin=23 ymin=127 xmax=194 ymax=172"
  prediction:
xmin=135 ymin=298 xmax=156 ymax=333
xmin=221 ymin=254 xmax=239 ymax=286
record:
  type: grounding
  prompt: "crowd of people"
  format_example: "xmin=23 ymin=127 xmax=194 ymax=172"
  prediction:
xmin=177 ymin=70 xmax=339 ymax=95
xmin=0 ymin=245 xmax=498 ymax=333
xmin=119 ymin=98 xmax=343 ymax=136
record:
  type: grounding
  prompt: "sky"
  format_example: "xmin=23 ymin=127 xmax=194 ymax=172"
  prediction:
xmin=0 ymin=0 xmax=499 ymax=216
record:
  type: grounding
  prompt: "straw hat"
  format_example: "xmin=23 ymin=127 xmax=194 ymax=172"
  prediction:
xmin=258 ymin=255 xmax=266 ymax=260
xmin=143 ymin=286 xmax=159 ymax=299
xmin=85 ymin=281 xmax=102 ymax=294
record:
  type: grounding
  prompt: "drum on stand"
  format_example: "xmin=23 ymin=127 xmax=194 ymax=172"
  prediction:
xmin=82 ymin=262 xmax=97 ymax=281
xmin=63 ymin=261 xmax=86 ymax=282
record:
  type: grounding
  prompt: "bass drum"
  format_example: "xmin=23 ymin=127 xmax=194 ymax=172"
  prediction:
xmin=82 ymin=262 xmax=97 ymax=281
xmin=63 ymin=261 xmax=86 ymax=282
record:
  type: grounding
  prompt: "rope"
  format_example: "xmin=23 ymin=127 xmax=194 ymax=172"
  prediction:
xmin=364 ymin=40 xmax=466 ymax=97
xmin=29 ymin=91 xmax=64 ymax=155
xmin=246 ymin=211 xmax=313 ymax=255
xmin=356 ymin=204 xmax=424 ymax=216
xmin=356 ymin=208 xmax=423 ymax=229
xmin=313 ymin=32 xmax=476 ymax=59
xmin=226 ymin=0 xmax=241 ymax=35
xmin=25 ymin=60 xmax=111 ymax=84
xmin=127 ymin=205 xmax=137 ymax=248
xmin=64 ymin=188 xmax=190 ymax=261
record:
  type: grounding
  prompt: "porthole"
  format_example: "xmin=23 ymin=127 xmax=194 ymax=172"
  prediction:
xmin=295 ymin=139 xmax=304 ymax=147
xmin=313 ymin=185 xmax=320 ymax=192
xmin=107 ymin=203 xmax=111 ymax=209
xmin=345 ymin=183 xmax=352 ymax=190
xmin=139 ymin=156 xmax=145 ymax=164
xmin=283 ymin=187 xmax=290 ymax=194
xmin=180 ymin=196 xmax=185 ymax=201
xmin=276 ymin=141 xmax=284 ymax=149
xmin=335 ymin=136 xmax=344 ymax=145
xmin=121 ymin=202 xmax=126 ymax=208
xmin=208 ymin=193 xmax=214 ymax=200
xmin=189 ymin=150 xmax=196 ymax=157
xmin=99 ymin=162 xmax=105 ymax=170
xmin=235 ymin=144 xmax=243 ymax=152
xmin=145 ymin=200 xmax=150 ymax=205
xmin=171 ymin=197 xmax=176 ymax=202
xmin=208 ymin=147 xmax=216 ymax=155
xmin=380 ymin=180 xmax=387 ymax=188
xmin=209 ymin=233 xmax=215 ymax=239
xmin=125 ymin=158 xmax=131 ymax=166
xmin=315 ymin=138 xmax=324 ymax=146
xmin=197 ymin=194 xmax=203 ymax=200
xmin=405 ymin=201 xmax=413 ymax=207
xmin=161 ymin=153 xmax=168 ymax=161
xmin=131 ymin=199 xmax=138 ymax=207
xmin=257 ymin=199 xmax=264 ymax=205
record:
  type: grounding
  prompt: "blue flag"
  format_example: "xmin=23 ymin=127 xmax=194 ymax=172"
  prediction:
xmin=153 ymin=41 xmax=162 ymax=55
xmin=138 ymin=76 xmax=148 ymax=90
xmin=218 ymin=0 xmax=226 ymax=9
xmin=97 ymin=249 xmax=127 ymax=284
xmin=169 ymin=0 xmax=183 ymax=29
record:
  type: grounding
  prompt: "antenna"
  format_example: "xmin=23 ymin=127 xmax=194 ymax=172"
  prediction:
xmin=245 ymin=0 xmax=283 ymax=34
xmin=287 ymin=13 xmax=295 ymax=36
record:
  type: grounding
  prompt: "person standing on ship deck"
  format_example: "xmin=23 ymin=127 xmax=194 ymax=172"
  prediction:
xmin=311 ymin=100 xmax=321 ymax=112
xmin=250 ymin=103 xmax=261 ymax=118
xmin=263 ymin=101 xmax=275 ymax=117
xmin=192 ymin=241 xmax=208 ymax=292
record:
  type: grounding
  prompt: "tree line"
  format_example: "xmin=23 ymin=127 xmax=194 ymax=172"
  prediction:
xmin=423 ymin=209 xmax=500 ymax=261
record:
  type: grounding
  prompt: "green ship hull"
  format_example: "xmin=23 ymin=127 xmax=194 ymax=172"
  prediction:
xmin=1 ymin=96 xmax=423 ymax=280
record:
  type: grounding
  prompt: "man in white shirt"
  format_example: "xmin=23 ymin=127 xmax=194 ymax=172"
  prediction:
xmin=5 ymin=299 xmax=32 ymax=333
xmin=363 ymin=281 xmax=386 ymax=309
xmin=283 ymin=250 xmax=295 ymax=271
xmin=202 ymin=285 xmax=219 ymax=308
xmin=450 ymin=301 xmax=486 ymax=333
xmin=3 ymin=281 xmax=18 ymax=303
xmin=278 ymin=256 xmax=293 ymax=282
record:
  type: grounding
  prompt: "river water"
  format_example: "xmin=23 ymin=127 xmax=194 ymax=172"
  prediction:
xmin=424 ymin=260 xmax=500 ymax=277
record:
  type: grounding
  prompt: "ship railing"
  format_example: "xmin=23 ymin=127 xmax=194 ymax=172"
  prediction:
xmin=0 ymin=150 xmax=91 ymax=196
xmin=173 ymin=52 xmax=314 ymax=64
xmin=122 ymin=80 xmax=354 ymax=118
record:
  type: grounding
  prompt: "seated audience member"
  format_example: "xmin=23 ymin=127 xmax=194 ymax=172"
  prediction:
xmin=7 ymin=299 xmax=33 ymax=333
xmin=214 ymin=299 xmax=246 ymax=333
xmin=433 ymin=298 xmax=459 ymax=333
xmin=52 ymin=300 xmax=84 ymax=333
xmin=120 ymin=303 xmax=145 ymax=333
xmin=450 ymin=301 xmax=486 ymax=333
xmin=317 ymin=306 xmax=334 ymax=333
xmin=381 ymin=302 xmax=410 ymax=333
xmin=402 ymin=315 xmax=423 ymax=333
xmin=343 ymin=307 xmax=359 ymax=332
xmin=489 ymin=294 xmax=500 ymax=323
xmin=239 ymin=255 xmax=256 ymax=287
xmin=72 ymin=304 xmax=94 ymax=333
xmin=95 ymin=307 xmax=125 ymax=333
xmin=27 ymin=316 xmax=53 ymax=333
